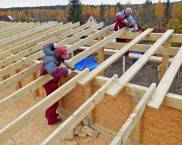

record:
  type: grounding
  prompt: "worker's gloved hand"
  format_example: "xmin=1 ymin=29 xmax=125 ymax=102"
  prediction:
xmin=68 ymin=69 xmax=72 ymax=75
xmin=123 ymin=19 xmax=128 ymax=24
xmin=64 ymin=60 xmax=70 ymax=67
xmin=128 ymin=28 xmax=135 ymax=32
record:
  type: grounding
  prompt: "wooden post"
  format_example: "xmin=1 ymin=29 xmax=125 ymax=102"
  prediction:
xmin=32 ymin=71 xmax=42 ymax=98
xmin=158 ymin=41 xmax=170 ymax=80
xmin=16 ymin=69 xmax=23 ymax=89
xmin=83 ymin=83 xmax=93 ymax=126
xmin=97 ymin=35 xmax=105 ymax=76
xmin=129 ymin=92 xmax=141 ymax=145
xmin=126 ymin=87 xmax=141 ymax=145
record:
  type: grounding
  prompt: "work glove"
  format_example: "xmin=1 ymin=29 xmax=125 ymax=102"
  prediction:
xmin=128 ymin=28 xmax=135 ymax=32
xmin=123 ymin=19 xmax=128 ymax=24
xmin=68 ymin=69 xmax=72 ymax=75
xmin=64 ymin=60 xmax=70 ymax=67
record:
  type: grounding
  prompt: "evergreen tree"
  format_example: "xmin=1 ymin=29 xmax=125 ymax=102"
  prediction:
xmin=140 ymin=0 xmax=155 ymax=27
xmin=99 ymin=4 xmax=105 ymax=22
xmin=165 ymin=0 xmax=171 ymax=26
xmin=116 ymin=2 xmax=124 ymax=12
xmin=66 ymin=0 xmax=82 ymax=23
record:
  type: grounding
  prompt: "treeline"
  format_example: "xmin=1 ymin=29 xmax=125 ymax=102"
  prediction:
xmin=0 ymin=0 xmax=181 ymax=32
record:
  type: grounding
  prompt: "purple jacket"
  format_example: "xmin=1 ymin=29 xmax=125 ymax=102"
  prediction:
xmin=40 ymin=43 xmax=68 ymax=81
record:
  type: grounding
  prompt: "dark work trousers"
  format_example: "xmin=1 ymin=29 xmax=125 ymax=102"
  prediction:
xmin=43 ymin=80 xmax=59 ymax=125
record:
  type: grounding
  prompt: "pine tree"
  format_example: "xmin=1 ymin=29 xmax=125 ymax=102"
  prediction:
xmin=66 ymin=0 xmax=82 ymax=23
xmin=165 ymin=0 xmax=171 ymax=26
xmin=116 ymin=2 xmax=124 ymax=12
xmin=99 ymin=4 xmax=105 ymax=22
xmin=140 ymin=0 xmax=155 ymax=27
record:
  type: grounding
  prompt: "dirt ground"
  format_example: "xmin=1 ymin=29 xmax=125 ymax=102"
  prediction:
xmin=104 ymin=55 xmax=182 ymax=95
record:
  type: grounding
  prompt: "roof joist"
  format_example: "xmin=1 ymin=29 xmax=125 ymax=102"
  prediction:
xmin=148 ymin=45 xmax=182 ymax=109
xmin=0 ymin=69 xmax=88 ymax=144
xmin=107 ymin=29 xmax=174 ymax=97
xmin=78 ymin=28 xmax=153 ymax=86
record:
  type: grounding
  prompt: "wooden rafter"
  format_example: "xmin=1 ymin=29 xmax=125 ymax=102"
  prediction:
xmin=107 ymin=29 xmax=174 ymax=97
xmin=110 ymin=84 xmax=156 ymax=145
xmin=148 ymin=46 xmax=182 ymax=109
xmin=78 ymin=28 xmax=153 ymax=86
xmin=40 ymin=75 xmax=118 ymax=145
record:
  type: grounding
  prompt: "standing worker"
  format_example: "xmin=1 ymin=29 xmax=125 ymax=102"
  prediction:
xmin=114 ymin=7 xmax=139 ymax=57
xmin=114 ymin=7 xmax=139 ymax=32
xmin=40 ymin=43 xmax=71 ymax=125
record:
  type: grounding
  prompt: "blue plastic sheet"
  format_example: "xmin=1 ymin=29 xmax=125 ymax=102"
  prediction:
xmin=74 ymin=56 xmax=98 ymax=71
xmin=132 ymin=51 xmax=144 ymax=63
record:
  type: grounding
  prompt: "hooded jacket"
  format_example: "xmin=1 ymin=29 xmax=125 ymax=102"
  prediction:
xmin=114 ymin=10 xmax=138 ymax=31
xmin=40 ymin=43 xmax=68 ymax=81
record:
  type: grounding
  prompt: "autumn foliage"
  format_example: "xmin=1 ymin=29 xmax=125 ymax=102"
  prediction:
xmin=0 ymin=1 xmax=181 ymax=32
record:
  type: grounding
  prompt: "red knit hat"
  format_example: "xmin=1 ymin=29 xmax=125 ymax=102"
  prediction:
xmin=55 ymin=45 xmax=69 ymax=59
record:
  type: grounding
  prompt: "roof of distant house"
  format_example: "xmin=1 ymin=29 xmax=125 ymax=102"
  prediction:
xmin=83 ymin=14 xmax=97 ymax=23
xmin=0 ymin=15 xmax=11 ymax=21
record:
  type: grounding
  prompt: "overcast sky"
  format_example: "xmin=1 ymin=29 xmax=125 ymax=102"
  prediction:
xmin=0 ymin=0 xmax=181 ymax=8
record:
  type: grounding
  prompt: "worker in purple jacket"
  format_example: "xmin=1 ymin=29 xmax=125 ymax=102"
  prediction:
xmin=40 ymin=43 xmax=71 ymax=125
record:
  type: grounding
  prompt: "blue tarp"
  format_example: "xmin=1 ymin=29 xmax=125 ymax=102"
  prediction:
xmin=132 ymin=51 xmax=144 ymax=63
xmin=74 ymin=55 xmax=98 ymax=71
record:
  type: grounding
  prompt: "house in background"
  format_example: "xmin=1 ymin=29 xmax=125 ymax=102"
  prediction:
xmin=0 ymin=15 xmax=15 ymax=21
xmin=83 ymin=14 xmax=97 ymax=25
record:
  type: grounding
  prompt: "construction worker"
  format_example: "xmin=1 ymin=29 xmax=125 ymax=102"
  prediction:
xmin=40 ymin=43 xmax=71 ymax=125
xmin=114 ymin=7 xmax=139 ymax=32
xmin=114 ymin=7 xmax=141 ymax=57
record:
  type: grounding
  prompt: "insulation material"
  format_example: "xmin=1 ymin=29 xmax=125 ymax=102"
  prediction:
xmin=141 ymin=106 xmax=182 ymax=145
xmin=92 ymin=85 xmax=133 ymax=131
xmin=62 ymin=85 xmax=86 ymax=112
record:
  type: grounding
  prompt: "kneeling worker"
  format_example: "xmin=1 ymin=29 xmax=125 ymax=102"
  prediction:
xmin=40 ymin=43 xmax=72 ymax=125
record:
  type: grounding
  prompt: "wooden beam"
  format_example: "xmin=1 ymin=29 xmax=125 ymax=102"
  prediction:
xmin=116 ymin=31 xmax=182 ymax=43
xmin=0 ymin=23 xmax=100 ymax=68
xmin=0 ymin=22 xmax=58 ymax=48
xmin=56 ymin=22 xmax=104 ymax=47
xmin=158 ymin=41 xmax=170 ymax=80
xmin=0 ymin=63 xmax=41 ymax=91
xmin=0 ymin=22 xmax=76 ymax=51
xmin=0 ymin=22 xmax=55 ymax=48
xmin=0 ymin=75 xmax=52 ymax=111
xmin=85 ymin=40 xmax=179 ymax=56
xmin=78 ymin=28 xmax=153 ymax=86
xmin=94 ymin=76 xmax=182 ymax=111
xmin=107 ymin=30 xmax=174 ymax=97
xmin=0 ymin=23 xmax=74 ymax=60
xmin=0 ymin=23 xmax=28 ymax=38
xmin=0 ymin=23 xmax=99 ymax=79
xmin=67 ymin=23 xmax=112 ymax=53
xmin=40 ymin=75 xmax=118 ymax=145
xmin=68 ymin=45 xmax=174 ymax=63
xmin=0 ymin=69 xmax=89 ymax=144
xmin=148 ymin=46 xmax=182 ymax=109
xmin=66 ymin=27 xmax=127 ymax=68
xmin=0 ymin=51 xmax=43 ymax=80
xmin=110 ymin=84 xmax=156 ymax=145
xmin=0 ymin=23 xmax=39 ymax=41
